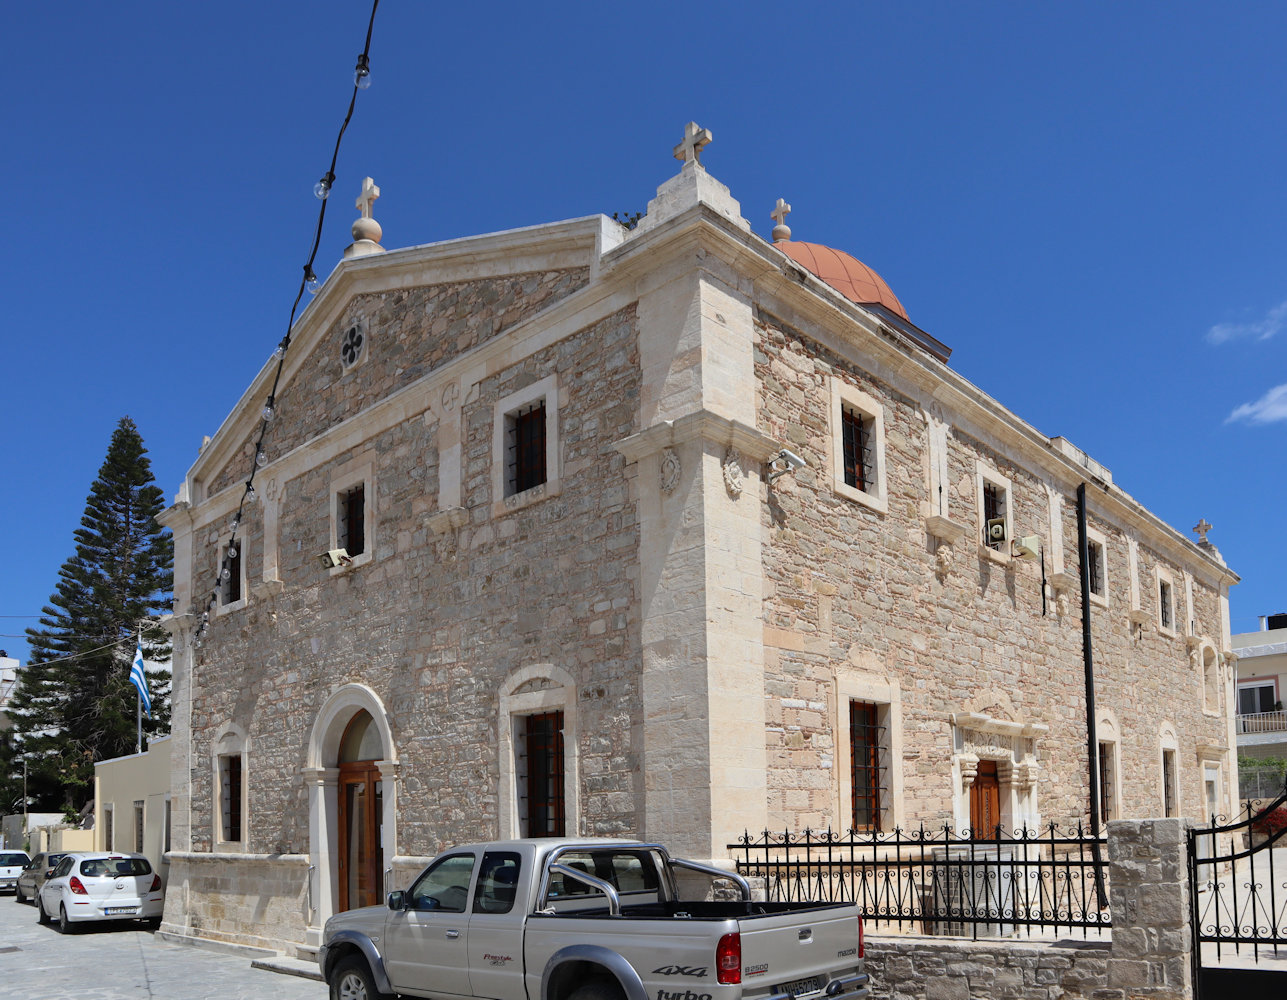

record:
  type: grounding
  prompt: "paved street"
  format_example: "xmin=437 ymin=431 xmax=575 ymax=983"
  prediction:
xmin=0 ymin=893 xmax=326 ymax=1000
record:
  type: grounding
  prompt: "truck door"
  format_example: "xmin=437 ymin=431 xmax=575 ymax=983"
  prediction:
xmin=383 ymin=853 xmax=476 ymax=997
xmin=466 ymin=850 xmax=528 ymax=1000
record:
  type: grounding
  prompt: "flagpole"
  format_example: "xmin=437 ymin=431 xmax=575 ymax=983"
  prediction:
xmin=136 ymin=629 xmax=143 ymax=754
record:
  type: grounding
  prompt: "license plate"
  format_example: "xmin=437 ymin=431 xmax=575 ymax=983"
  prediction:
xmin=773 ymin=976 xmax=822 ymax=997
xmin=104 ymin=906 xmax=138 ymax=915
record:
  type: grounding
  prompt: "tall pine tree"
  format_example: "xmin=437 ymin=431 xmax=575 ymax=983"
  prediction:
xmin=9 ymin=417 xmax=173 ymax=810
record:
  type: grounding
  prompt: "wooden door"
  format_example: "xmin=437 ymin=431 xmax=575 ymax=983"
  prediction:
xmin=970 ymin=761 xmax=1001 ymax=837
xmin=338 ymin=762 xmax=383 ymax=911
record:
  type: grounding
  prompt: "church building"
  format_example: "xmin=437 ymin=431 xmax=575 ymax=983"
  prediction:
xmin=157 ymin=125 xmax=1239 ymax=955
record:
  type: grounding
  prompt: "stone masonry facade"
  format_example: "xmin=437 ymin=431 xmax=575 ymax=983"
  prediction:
xmin=159 ymin=151 xmax=1237 ymax=957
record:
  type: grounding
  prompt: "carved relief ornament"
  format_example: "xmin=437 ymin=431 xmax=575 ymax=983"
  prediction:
xmin=659 ymin=448 xmax=681 ymax=494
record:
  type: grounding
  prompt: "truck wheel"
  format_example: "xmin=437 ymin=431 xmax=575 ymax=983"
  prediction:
xmin=568 ymin=981 xmax=625 ymax=1000
xmin=330 ymin=955 xmax=393 ymax=1000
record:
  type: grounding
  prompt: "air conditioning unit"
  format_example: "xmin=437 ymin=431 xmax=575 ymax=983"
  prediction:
xmin=986 ymin=518 xmax=1007 ymax=544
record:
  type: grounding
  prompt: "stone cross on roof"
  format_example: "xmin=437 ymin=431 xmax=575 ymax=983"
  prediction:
xmin=771 ymin=198 xmax=792 ymax=241
xmin=673 ymin=122 xmax=712 ymax=166
xmin=356 ymin=176 xmax=380 ymax=219
xmin=1192 ymin=519 xmax=1212 ymax=544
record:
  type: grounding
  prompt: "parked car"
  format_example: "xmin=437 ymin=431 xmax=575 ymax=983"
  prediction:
xmin=37 ymin=852 xmax=164 ymax=933
xmin=0 ymin=851 xmax=31 ymax=894
xmin=15 ymin=852 xmax=67 ymax=904
xmin=320 ymin=837 xmax=869 ymax=1000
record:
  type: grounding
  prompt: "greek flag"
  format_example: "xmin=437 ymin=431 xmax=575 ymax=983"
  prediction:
xmin=130 ymin=643 xmax=152 ymax=718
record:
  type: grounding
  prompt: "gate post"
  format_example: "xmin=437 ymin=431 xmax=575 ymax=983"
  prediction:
xmin=1106 ymin=818 xmax=1193 ymax=999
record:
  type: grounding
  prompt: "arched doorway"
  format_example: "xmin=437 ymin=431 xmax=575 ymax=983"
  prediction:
xmin=338 ymin=710 xmax=384 ymax=911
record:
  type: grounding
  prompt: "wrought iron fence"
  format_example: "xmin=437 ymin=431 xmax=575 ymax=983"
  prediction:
xmin=1189 ymin=782 xmax=1287 ymax=964
xmin=730 ymin=823 xmax=1111 ymax=939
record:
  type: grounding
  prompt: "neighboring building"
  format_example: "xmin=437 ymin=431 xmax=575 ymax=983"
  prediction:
xmin=0 ymin=651 xmax=18 ymax=731
xmin=157 ymin=127 xmax=1239 ymax=956
xmin=1233 ymin=613 xmax=1287 ymax=774
xmin=94 ymin=736 xmax=172 ymax=881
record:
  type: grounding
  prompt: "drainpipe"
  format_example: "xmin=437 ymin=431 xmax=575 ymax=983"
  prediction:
xmin=1077 ymin=483 xmax=1108 ymax=908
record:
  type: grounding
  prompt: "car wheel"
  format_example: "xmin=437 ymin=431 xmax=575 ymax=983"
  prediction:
xmin=14 ymin=886 xmax=23 ymax=904
xmin=330 ymin=955 xmax=392 ymax=1000
xmin=568 ymin=980 xmax=626 ymax=1000
xmin=36 ymin=896 xmax=50 ymax=925
xmin=57 ymin=903 xmax=76 ymax=934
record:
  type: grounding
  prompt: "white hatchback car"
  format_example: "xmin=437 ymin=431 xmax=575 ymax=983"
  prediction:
xmin=37 ymin=852 xmax=164 ymax=933
xmin=0 ymin=851 xmax=30 ymax=893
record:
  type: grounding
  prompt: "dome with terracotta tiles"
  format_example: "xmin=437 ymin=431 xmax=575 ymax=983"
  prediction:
xmin=774 ymin=239 xmax=907 ymax=321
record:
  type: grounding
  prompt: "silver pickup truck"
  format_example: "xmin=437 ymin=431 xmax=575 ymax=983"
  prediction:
xmin=318 ymin=837 xmax=869 ymax=1000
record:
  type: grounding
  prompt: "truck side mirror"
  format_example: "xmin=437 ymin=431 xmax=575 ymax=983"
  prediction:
xmin=387 ymin=890 xmax=405 ymax=910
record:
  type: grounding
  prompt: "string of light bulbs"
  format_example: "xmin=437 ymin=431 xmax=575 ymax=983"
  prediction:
xmin=193 ymin=0 xmax=380 ymax=650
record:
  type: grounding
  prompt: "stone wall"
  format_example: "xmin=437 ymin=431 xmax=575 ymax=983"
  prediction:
xmin=752 ymin=308 xmax=1234 ymax=834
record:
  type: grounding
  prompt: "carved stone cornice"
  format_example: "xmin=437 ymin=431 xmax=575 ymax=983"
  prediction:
xmin=615 ymin=409 xmax=779 ymax=465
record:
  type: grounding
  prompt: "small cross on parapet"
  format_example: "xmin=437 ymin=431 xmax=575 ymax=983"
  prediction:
xmin=673 ymin=122 xmax=712 ymax=166
xmin=356 ymin=176 xmax=380 ymax=218
xmin=1192 ymin=519 xmax=1212 ymax=544
xmin=771 ymin=198 xmax=792 ymax=241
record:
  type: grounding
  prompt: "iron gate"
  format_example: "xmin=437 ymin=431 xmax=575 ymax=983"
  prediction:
xmin=1188 ymin=779 xmax=1287 ymax=998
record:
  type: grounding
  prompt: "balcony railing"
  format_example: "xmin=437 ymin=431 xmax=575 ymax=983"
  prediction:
xmin=1237 ymin=710 xmax=1287 ymax=734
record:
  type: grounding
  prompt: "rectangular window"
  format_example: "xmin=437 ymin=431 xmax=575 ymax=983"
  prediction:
xmin=104 ymin=807 xmax=114 ymax=852
xmin=220 ymin=542 xmax=242 ymax=606
xmin=518 ymin=711 xmax=564 ymax=837
xmin=841 ymin=407 xmax=873 ymax=493
xmin=163 ymin=798 xmax=172 ymax=855
xmin=338 ymin=485 xmax=366 ymax=557
xmin=849 ymin=701 xmax=885 ymax=832
xmin=1162 ymin=749 xmax=1178 ymax=818
xmin=508 ymin=401 xmax=547 ymax=496
xmin=1098 ymin=741 xmax=1116 ymax=822
xmin=1159 ymin=579 xmax=1173 ymax=630
xmin=982 ymin=481 xmax=1006 ymax=550
xmin=134 ymin=801 xmax=145 ymax=852
xmin=1087 ymin=538 xmax=1105 ymax=597
xmin=1238 ymin=682 xmax=1277 ymax=716
xmin=219 ymin=754 xmax=243 ymax=842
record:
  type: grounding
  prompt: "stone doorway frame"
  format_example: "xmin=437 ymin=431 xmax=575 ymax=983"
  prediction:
xmin=302 ymin=683 xmax=399 ymax=946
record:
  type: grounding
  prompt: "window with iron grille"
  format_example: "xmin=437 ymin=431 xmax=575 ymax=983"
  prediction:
xmin=982 ymin=481 xmax=1006 ymax=549
xmin=220 ymin=541 xmax=242 ymax=606
xmin=518 ymin=711 xmax=564 ymax=837
xmin=1087 ymin=539 xmax=1105 ymax=597
xmin=220 ymin=754 xmax=243 ymax=842
xmin=849 ymin=701 xmax=886 ymax=832
xmin=338 ymin=484 xmax=366 ymax=557
xmin=1158 ymin=579 xmax=1173 ymax=630
xmin=134 ymin=800 xmax=145 ymax=852
xmin=1098 ymin=741 xmax=1116 ymax=822
xmin=507 ymin=401 xmax=547 ymax=496
xmin=104 ymin=807 xmax=114 ymax=852
xmin=1162 ymin=749 xmax=1178 ymax=818
xmin=841 ymin=407 xmax=873 ymax=493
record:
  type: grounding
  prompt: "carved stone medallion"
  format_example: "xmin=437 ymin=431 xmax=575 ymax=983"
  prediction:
xmin=660 ymin=448 xmax=681 ymax=494
xmin=722 ymin=447 xmax=745 ymax=498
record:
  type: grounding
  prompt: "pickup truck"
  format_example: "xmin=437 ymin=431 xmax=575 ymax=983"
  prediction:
xmin=318 ymin=837 xmax=869 ymax=1000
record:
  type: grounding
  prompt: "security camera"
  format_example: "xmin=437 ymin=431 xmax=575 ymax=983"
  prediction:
xmin=769 ymin=449 xmax=808 ymax=481
xmin=320 ymin=548 xmax=353 ymax=569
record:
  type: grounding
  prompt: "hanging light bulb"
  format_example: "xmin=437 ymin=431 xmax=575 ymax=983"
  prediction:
xmin=314 ymin=172 xmax=335 ymax=200
xmin=262 ymin=398 xmax=275 ymax=421
xmin=354 ymin=54 xmax=372 ymax=89
xmin=231 ymin=514 xmax=242 ymax=531
xmin=246 ymin=484 xmax=257 ymax=504
xmin=227 ymin=545 xmax=238 ymax=560
xmin=256 ymin=449 xmax=268 ymax=468
xmin=275 ymin=337 xmax=290 ymax=359
xmin=304 ymin=265 xmax=321 ymax=295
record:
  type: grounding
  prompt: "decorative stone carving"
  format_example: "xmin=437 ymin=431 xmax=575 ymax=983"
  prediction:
xmin=934 ymin=543 xmax=953 ymax=580
xmin=722 ymin=447 xmax=745 ymax=498
xmin=659 ymin=448 xmax=681 ymax=494
xmin=957 ymin=753 xmax=980 ymax=788
xmin=1056 ymin=591 xmax=1070 ymax=618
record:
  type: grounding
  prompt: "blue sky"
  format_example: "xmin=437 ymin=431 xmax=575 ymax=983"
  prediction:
xmin=1 ymin=1 xmax=1283 ymax=662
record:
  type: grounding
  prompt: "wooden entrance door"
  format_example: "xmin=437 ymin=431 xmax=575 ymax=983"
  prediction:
xmin=970 ymin=761 xmax=1001 ymax=837
xmin=338 ymin=761 xmax=383 ymax=911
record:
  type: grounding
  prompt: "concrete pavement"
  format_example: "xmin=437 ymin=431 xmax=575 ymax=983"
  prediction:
xmin=0 ymin=890 xmax=327 ymax=1000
